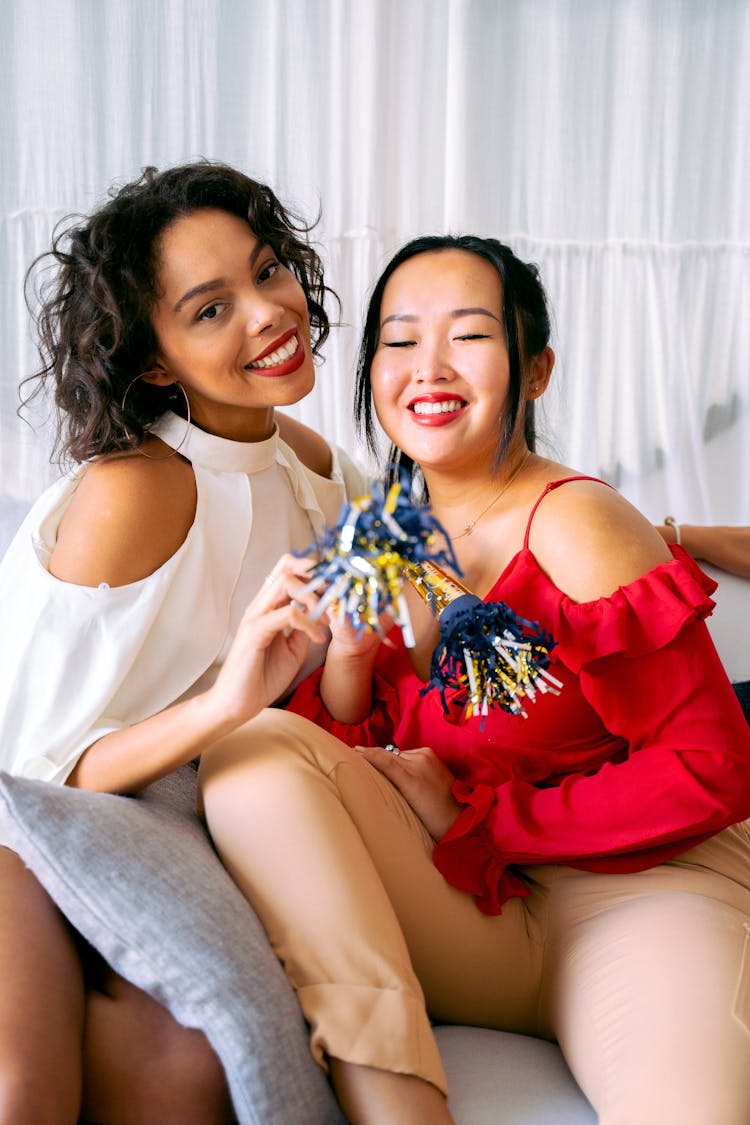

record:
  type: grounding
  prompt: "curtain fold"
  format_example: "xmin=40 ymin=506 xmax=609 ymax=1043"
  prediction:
xmin=2 ymin=0 xmax=749 ymax=525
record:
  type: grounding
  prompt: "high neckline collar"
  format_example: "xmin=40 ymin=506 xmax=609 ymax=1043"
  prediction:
xmin=151 ymin=411 xmax=280 ymax=473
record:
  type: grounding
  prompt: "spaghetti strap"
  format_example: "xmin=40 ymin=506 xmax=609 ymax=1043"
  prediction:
xmin=523 ymin=476 xmax=610 ymax=549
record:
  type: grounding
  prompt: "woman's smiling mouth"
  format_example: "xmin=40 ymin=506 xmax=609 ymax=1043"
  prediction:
xmin=246 ymin=330 xmax=304 ymax=376
xmin=408 ymin=395 xmax=467 ymax=423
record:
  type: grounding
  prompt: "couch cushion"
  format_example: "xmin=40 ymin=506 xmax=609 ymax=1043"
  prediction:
xmin=435 ymin=1025 xmax=596 ymax=1124
xmin=0 ymin=768 xmax=344 ymax=1125
xmin=703 ymin=565 xmax=750 ymax=682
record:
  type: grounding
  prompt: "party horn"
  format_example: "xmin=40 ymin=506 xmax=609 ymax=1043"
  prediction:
xmin=403 ymin=559 xmax=563 ymax=723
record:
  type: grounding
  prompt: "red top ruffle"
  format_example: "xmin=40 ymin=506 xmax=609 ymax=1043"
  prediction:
xmin=288 ymin=494 xmax=750 ymax=915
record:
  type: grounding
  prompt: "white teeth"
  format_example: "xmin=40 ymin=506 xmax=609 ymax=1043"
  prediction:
xmin=248 ymin=335 xmax=298 ymax=369
xmin=411 ymin=400 xmax=464 ymax=415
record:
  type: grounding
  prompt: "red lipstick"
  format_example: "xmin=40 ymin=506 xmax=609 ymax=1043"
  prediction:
xmin=407 ymin=393 xmax=467 ymax=426
xmin=246 ymin=330 xmax=305 ymax=378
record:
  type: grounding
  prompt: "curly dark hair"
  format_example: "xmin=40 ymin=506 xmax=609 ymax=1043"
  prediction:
xmin=23 ymin=160 xmax=335 ymax=463
xmin=353 ymin=234 xmax=551 ymax=491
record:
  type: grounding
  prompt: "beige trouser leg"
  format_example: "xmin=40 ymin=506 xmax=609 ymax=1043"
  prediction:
xmin=200 ymin=709 xmax=750 ymax=1123
xmin=538 ymin=825 xmax=750 ymax=1125
xmin=199 ymin=709 xmax=461 ymax=1094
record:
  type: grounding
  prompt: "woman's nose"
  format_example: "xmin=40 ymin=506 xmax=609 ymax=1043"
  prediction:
xmin=415 ymin=342 xmax=453 ymax=381
xmin=244 ymin=295 xmax=282 ymax=337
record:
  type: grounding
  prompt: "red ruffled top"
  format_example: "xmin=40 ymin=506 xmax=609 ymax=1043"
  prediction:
xmin=288 ymin=480 xmax=750 ymax=914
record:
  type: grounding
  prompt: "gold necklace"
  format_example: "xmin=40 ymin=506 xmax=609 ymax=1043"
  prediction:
xmin=450 ymin=450 xmax=531 ymax=540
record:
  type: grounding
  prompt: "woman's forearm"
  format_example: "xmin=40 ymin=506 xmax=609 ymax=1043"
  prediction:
xmin=681 ymin=525 xmax=750 ymax=580
xmin=68 ymin=556 xmax=328 ymax=795
xmin=66 ymin=691 xmax=238 ymax=794
xmin=320 ymin=645 xmax=380 ymax=723
xmin=659 ymin=522 xmax=750 ymax=580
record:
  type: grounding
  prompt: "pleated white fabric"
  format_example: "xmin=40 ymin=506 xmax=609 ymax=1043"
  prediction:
xmin=1 ymin=0 xmax=749 ymax=524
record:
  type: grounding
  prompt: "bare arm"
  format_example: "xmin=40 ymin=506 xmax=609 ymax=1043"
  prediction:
xmin=657 ymin=522 xmax=750 ymax=580
xmin=318 ymin=629 xmax=382 ymax=723
xmin=68 ymin=573 xmax=324 ymax=792
xmin=318 ymin=580 xmax=438 ymax=722
xmin=67 ymin=691 xmax=236 ymax=793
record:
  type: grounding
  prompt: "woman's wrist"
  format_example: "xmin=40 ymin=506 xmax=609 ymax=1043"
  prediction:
xmin=663 ymin=515 xmax=681 ymax=545
xmin=192 ymin=687 xmax=250 ymax=743
xmin=326 ymin=633 xmax=382 ymax=666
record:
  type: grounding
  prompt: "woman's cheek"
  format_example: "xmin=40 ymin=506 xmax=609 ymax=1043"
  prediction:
xmin=370 ymin=360 xmax=403 ymax=414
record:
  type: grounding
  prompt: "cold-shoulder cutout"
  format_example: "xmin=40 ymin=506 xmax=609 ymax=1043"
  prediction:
xmin=275 ymin=412 xmax=333 ymax=479
xmin=49 ymin=450 xmax=197 ymax=588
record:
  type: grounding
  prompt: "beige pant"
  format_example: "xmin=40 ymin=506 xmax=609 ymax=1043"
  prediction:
xmin=199 ymin=708 xmax=750 ymax=1125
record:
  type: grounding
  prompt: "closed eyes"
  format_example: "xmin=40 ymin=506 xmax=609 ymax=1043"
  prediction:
xmin=381 ymin=333 xmax=491 ymax=347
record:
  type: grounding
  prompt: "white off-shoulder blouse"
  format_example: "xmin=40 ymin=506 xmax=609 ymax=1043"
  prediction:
xmin=0 ymin=413 xmax=367 ymax=841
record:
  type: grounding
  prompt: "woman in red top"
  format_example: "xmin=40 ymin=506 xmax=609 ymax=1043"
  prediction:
xmin=200 ymin=236 xmax=750 ymax=1125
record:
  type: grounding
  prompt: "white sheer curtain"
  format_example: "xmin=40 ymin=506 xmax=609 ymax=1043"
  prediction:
xmin=2 ymin=0 xmax=749 ymax=526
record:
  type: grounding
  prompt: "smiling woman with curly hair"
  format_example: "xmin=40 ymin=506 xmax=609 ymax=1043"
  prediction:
xmin=1 ymin=159 xmax=365 ymax=1125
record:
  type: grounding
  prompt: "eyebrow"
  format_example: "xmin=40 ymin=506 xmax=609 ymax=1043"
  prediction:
xmin=173 ymin=278 xmax=226 ymax=314
xmin=380 ymin=306 xmax=501 ymax=327
xmin=172 ymin=240 xmax=269 ymax=313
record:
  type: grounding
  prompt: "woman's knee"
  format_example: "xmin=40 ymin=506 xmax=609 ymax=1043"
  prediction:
xmin=150 ymin=1024 xmax=234 ymax=1125
xmin=81 ymin=979 xmax=234 ymax=1125
xmin=199 ymin=707 xmax=348 ymax=798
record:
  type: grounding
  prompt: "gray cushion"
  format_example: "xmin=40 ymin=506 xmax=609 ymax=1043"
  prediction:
xmin=0 ymin=768 xmax=344 ymax=1125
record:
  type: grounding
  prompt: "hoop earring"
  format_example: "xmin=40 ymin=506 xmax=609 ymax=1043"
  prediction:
xmin=120 ymin=375 xmax=191 ymax=460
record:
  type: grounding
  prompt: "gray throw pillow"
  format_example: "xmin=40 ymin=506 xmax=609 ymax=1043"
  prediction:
xmin=0 ymin=767 xmax=344 ymax=1125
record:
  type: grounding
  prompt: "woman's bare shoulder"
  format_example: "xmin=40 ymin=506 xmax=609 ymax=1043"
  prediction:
xmin=276 ymin=412 xmax=333 ymax=478
xmin=529 ymin=474 xmax=672 ymax=602
xmin=49 ymin=443 xmax=197 ymax=588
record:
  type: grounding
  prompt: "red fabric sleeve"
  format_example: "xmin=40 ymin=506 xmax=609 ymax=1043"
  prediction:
xmin=434 ymin=554 xmax=750 ymax=914
xmin=285 ymin=664 xmax=399 ymax=749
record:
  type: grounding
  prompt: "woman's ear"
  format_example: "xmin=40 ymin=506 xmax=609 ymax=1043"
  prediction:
xmin=528 ymin=347 xmax=554 ymax=398
xmin=139 ymin=362 xmax=175 ymax=389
